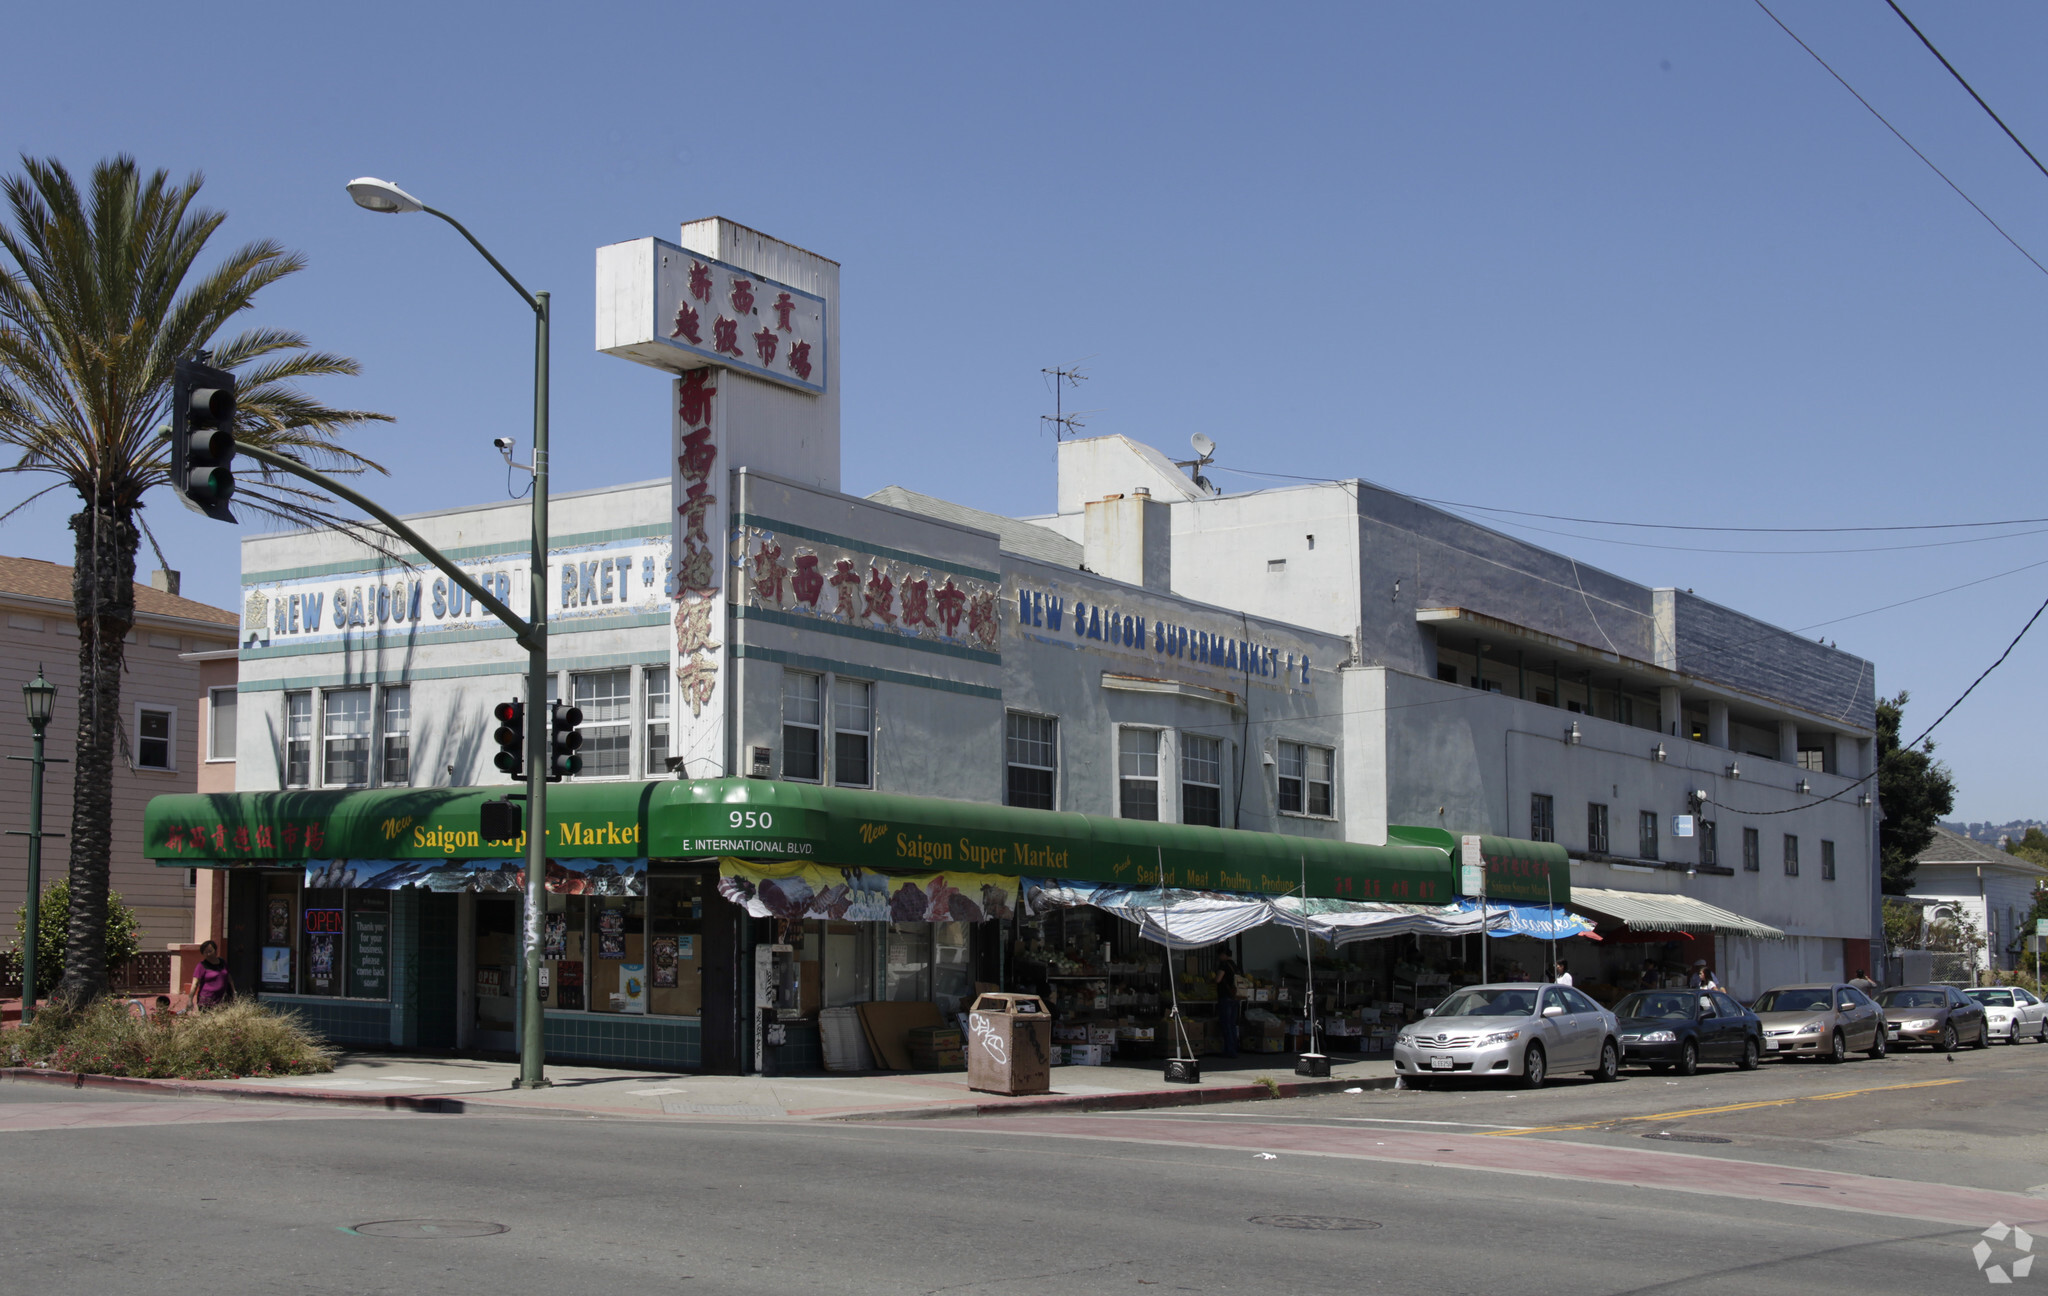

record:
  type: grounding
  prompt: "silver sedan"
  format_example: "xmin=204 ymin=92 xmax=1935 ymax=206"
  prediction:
xmin=1394 ymin=982 xmax=1621 ymax=1089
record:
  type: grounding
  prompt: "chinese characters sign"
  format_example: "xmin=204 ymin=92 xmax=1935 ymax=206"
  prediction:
xmin=671 ymin=369 xmax=726 ymax=776
xmin=737 ymin=524 xmax=1002 ymax=655
xmin=598 ymin=238 xmax=827 ymax=395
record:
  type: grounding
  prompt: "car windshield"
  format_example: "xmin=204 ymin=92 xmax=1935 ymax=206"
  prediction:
xmin=1433 ymin=988 xmax=1536 ymax=1018
xmin=1965 ymin=990 xmax=2015 ymax=1007
xmin=1616 ymin=992 xmax=1695 ymax=1021
xmin=1754 ymin=988 xmax=1834 ymax=1014
xmin=1877 ymin=990 xmax=1947 ymax=1009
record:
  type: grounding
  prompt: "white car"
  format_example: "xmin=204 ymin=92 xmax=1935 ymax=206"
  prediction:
xmin=1394 ymin=983 xmax=1621 ymax=1088
xmin=1963 ymin=986 xmax=2048 ymax=1044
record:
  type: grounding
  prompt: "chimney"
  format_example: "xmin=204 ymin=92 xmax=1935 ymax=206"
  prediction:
xmin=1082 ymin=492 xmax=1171 ymax=592
xmin=149 ymin=570 xmax=181 ymax=597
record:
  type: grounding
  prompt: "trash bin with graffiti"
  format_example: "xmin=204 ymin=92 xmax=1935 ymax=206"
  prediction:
xmin=966 ymin=992 xmax=1052 ymax=1095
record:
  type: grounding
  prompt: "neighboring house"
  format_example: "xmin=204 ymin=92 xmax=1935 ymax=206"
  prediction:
xmin=1909 ymin=826 xmax=2048 ymax=973
xmin=170 ymin=646 xmax=239 ymax=991
xmin=0 ymin=557 xmax=239 ymax=955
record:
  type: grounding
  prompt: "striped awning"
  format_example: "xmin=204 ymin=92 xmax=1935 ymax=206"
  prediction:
xmin=1569 ymin=887 xmax=1786 ymax=939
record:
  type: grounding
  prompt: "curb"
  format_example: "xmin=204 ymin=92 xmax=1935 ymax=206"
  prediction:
xmin=0 ymin=1067 xmax=473 ymax=1113
xmin=830 ymin=1073 xmax=1397 ymax=1122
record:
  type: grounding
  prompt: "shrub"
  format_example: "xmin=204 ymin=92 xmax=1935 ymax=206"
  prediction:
xmin=10 ymin=880 xmax=141 ymax=997
xmin=4 ymin=998 xmax=334 ymax=1080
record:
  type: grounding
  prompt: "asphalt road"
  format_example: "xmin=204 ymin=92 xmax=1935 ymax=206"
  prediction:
xmin=1 ymin=1039 xmax=2041 ymax=1296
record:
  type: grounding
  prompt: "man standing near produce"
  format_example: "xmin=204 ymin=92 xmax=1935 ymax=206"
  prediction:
xmin=1215 ymin=955 xmax=1243 ymax=1058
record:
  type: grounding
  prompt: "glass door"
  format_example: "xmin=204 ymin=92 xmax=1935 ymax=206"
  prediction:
xmin=473 ymin=895 xmax=519 ymax=1050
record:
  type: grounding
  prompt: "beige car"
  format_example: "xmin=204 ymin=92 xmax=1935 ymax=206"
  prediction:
xmin=1752 ymin=982 xmax=1887 ymax=1063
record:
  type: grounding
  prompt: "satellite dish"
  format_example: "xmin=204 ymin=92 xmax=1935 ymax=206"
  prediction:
xmin=1190 ymin=432 xmax=1216 ymax=459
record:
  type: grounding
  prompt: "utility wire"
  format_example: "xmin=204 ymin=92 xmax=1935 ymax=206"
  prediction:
xmin=1884 ymin=0 xmax=2048 ymax=184
xmin=1751 ymin=0 xmax=2048 ymax=279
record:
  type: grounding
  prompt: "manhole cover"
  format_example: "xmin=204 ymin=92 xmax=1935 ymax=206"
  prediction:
xmin=349 ymin=1220 xmax=509 ymax=1239
xmin=1643 ymin=1131 xmax=1732 ymax=1145
xmin=1250 ymin=1216 xmax=1382 ymax=1231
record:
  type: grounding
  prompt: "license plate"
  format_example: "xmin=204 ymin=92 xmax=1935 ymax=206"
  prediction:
xmin=1430 ymin=1055 xmax=1454 ymax=1070
xmin=1766 ymin=1039 xmax=1779 ymax=1051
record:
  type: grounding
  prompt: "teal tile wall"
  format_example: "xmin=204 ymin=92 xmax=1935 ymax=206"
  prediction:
xmin=775 ymin=1022 xmax=822 ymax=1073
xmin=543 ymin=1012 xmax=699 ymax=1069
xmin=268 ymin=997 xmax=391 ymax=1047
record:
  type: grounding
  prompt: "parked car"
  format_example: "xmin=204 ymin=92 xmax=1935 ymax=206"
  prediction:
xmin=1394 ymin=982 xmax=1620 ymax=1089
xmin=1878 ymin=985 xmax=1989 ymax=1051
xmin=1752 ymin=982 xmax=1887 ymax=1062
xmin=1613 ymin=988 xmax=1763 ymax=1074
xmin=1963 ymin=986 xmax=2048 ymax=1044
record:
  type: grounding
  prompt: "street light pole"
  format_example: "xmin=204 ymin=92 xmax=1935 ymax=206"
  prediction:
xmin=347 ymin=178 xmax=551 ymax=1089
xmin=9 ymin=667 xmax=62 ymax=1023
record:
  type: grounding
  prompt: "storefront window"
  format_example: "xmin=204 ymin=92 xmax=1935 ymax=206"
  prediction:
xmin=885 ymin=923 xmax=933 ymax=1001
xmin=934 ymin=921 xmax=973 ymax=1016
xmin=476 ymin=895 xmax=520 ymax=1030
xmin=540 ymin=871 xmax=703 ymax=1018
xmin=261 ymin=873 xmax=388 ymax=1001
xmin=590 ymin=896 xmax=648 ymax=1013
xmin=647 ymin=872 xmax=702 ymax=1016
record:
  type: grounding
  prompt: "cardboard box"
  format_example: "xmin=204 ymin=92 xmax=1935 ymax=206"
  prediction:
xmin=1068 ymin=1044 xmax=1107 ymax=1066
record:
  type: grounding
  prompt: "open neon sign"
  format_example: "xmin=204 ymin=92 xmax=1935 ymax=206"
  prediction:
xmin=303 ymin=908 xmax=344 ymax=935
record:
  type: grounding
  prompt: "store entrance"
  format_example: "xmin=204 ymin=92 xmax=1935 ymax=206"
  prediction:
xmin=473 ymin=894 xmax=520 ymax=1052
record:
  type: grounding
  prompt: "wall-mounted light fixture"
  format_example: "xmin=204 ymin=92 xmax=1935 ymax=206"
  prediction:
xmin=1726 ymin=762 xmax=1742 ymax=779
xmin=1859 ymin=792 xmax=1873 ymax=807
xmin=1567 ymin=722 xmax=1581 ymax=745
xmin=1795 ymin=778 xmax=1811 ymax=795
xmin=1652 ymin=743 xmax=1667 ymax=762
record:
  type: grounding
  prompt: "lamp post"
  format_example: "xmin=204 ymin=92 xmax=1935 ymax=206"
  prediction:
xmin=10 ymin=668 xmax=59 ymax=1022
xmin=348 ymin=178 xmax=552 ymax=1089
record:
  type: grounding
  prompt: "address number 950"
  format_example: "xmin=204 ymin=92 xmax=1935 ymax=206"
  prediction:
xmin=729 ymin=810 xmax=774 ymax=830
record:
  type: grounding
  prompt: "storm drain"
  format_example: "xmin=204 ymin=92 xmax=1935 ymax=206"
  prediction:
xmin=1642 ymin=1131 xmax=1732 ymax=1145
xmin=1250 ymin=1216 xmax=1383 ymax=1231
xmin=347 ymin=1220 xmax=509 ymax=1239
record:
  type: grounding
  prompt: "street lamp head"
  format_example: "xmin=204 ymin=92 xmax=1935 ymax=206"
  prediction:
xmin=346 ymin=177 xmax=425 ymax=215
xmin=22 ymin=665 xmax=54 ymax=730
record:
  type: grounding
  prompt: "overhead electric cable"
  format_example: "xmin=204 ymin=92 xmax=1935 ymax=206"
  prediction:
xmin=1883 ymin=0 xmax=2048 ymax=183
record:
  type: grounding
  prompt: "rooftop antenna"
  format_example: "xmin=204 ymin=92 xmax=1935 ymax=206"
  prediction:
xmin=1041 ymin=361 xmax=1091 ymax=441
xmin=1175 ymin=432 xmax=1220 ymax=495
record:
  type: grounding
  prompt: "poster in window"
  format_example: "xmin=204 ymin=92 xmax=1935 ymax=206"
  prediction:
xmin=543 ymin=913 xmax=567 ymax=960
xmin=266 ymin=896 xmax=291 ymax=944
xmin=307 ymin=933 xmax=338 ymax=994
xmin=349 ymin=913 xmax=390 ymax=999
xmin=619 ymin=964 xmax=647 ymax=1014
xmin=597 ymin=907 xmax=626 ymax=959
xmin=651 ymin=936 xmax=679 ymax=987
xmin=555 ymin=959 xmax=584 ymax=1010
xmin=261 ymin=945 xmax=291 ymax=988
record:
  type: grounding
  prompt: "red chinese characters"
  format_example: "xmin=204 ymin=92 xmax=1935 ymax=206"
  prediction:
xmin=900 ymin=577 xmax=935 ymax=630
xmin=676 ymin=657 xmax=718 ymax=718
xmin=829 ymin=559 xmax=862 ymax=619
xmin=688 ymin=261 xmax=713 ymax=302
xmin=678 ymin=428 xmax=716 ymax=483
xmin=791 ymin=553 xmax=824 ymax=607
xmin=967 ymin=591 xmax=999 ymax=651
xmin=752 ymin=326 xmax=779 ymax=366
xmin=677 ymin=369 xmax=716 ymax=427
xmin=751 ymin=540 xmax=788 ymax=604
xmin=862 ymin=565 xmax=896 ymax=625
xmin=773 ymin=291 xmax=796 ymax=331
xmin=729 ymin=278 xmax=755 ymax=315
xmin=669 ymin=303 xmax=701 ymax=345
xmin=933 ymin=578 xmax=967 ymax=636
xmin=678 ymin=483 xmax=716 ymax=546
xmin=712 ymin=316 xmax=742 ymax=358
xmin=787 ymin=340 xmax=813 ymax=382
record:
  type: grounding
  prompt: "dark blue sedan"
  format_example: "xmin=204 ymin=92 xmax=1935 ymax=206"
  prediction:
xmin=1613 ymin=989 xmax=1763 ymax=1075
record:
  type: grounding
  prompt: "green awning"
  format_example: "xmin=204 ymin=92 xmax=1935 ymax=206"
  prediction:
xmin=146 ymin=778 xmax=1456 ymax=904
xmin=1385 ymin=826 xmax=1570 ymax=906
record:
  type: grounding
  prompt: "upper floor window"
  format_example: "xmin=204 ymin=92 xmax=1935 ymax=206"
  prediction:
xmin=1784 ymin=834 xmax=1800 ymax=877
xmin=1182 ymin=733 xmax=1222 ymax=827
xmin=782 ymin=670 xmax=822 ymax=782
xmin=135 ymin=705 xmax=175 ymax=771
xmin=1118 ymin=728 xmax=1160 ymax=821
xmin=1821 ymin=839 xmax=1836 ymax=881
xmin=1587 ymin=803 xmax=1609 ymax=854
xmin=284 ymin=691 xmax=312 ymax=788
xmin=1278 ymin=742 xmax=1333 ymax=817
xmin=207 ymin=688 xmax=237 ymax=761
xmin=1699 ymin=820 xmax=1718 ymax=868
xmin=380 ymin=686 xmax=411 ymax=786
xmin=833 ymin=680 xmax=873 ymax=788
xmin=322 ymin=689 xmax=372 ymax=787
xmin=1743 ymin=826 xmax=1760 ymax=872
xmin=1530 ymin=794 xmax=1555 ymax=843
xmin=1005 ymin=712 xmax=1057 ymax=810
xmin=571 ymin=669 xmax=632 ymax=778
xmin=645 ymin=667 xmax=671 ymax=776
xmin=1639 ymin=811 xmax=1659 ymax=861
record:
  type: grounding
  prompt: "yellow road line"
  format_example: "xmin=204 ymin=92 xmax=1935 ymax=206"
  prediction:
xmin=1479 ymin=1077 xmax=1965 ymax=1137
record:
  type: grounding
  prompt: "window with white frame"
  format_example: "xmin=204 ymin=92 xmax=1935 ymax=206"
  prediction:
xmin=571 ymin=669 xmax=632 ymax=777
xmin=1277 ymin=742 xmax=1333 ymax=817
xmin=645 ymin=666 xmax=670 ymax=776
xmin=380 ymin=685 xmax=411 ymax=786
xmin=1118 ymin=728 xmax=1160 ymax=821
xmin=1005 ymin=713 xmax=1057 ymax=810
xmin=833 ymin=680 xmax=873 ymax=788
xmin=284 ymin=691 xmax=312 ymax=788
xmin=135 ymin=705 xmax=175 ymax=771
xmin=782 ymin=670 xmax=822 ymax=782
xmin=207 ymin=687 xmax=237 ymax=761
xmin=322 ymin=689 xmax=372 ymax=787
xmin=1181 ymin=733 xmax=1222 ymax=827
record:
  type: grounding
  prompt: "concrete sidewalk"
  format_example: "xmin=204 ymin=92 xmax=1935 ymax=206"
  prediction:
xmin=2 ymin=1049 xmax=1396 ymax=1121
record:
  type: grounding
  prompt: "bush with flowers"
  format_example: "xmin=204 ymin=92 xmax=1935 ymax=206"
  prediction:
xmin=4 ymin=997 xmax=334 ymax=1080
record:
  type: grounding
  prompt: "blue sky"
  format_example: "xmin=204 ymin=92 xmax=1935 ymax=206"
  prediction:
xmin=7 ymin=2 xmax=2048 ymax=819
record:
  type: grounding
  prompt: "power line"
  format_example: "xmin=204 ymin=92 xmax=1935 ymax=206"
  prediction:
xmin=1884 ymin=0 xmax=2048 ymax=184
xmin=1752 ymin=0 xmax=2048 ymax=280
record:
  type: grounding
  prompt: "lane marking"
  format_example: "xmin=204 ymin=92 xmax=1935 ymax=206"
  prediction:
xmin=1481 ymin=1077 xmax=1966 ymax=1136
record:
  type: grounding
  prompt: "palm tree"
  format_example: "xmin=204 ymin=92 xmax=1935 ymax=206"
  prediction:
xmin=0 ymin=155 xmax=390 ymax=1005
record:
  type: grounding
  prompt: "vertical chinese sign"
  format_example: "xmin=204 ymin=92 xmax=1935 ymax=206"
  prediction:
xmin=671 ymin=362 xmax=724 ymax=777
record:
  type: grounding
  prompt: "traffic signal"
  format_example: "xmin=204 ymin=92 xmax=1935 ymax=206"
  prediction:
xmin=479 ymin=798 xmax=523 ymax=843
xmin=549 ymin=701 xmax=584 ymax=780
xmin=171 ymin=357 xmax=237 ymax=522
xmin=492 ymin=700 xmax=525 ymax=778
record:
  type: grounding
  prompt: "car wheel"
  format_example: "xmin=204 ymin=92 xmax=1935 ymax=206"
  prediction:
xmin=1520 ymin=1043 xmax=1547 ymax=1089
xmin=1677 ymin=1040 xmax=1698 ymax=1077
xmin=2037 ymin=1018 xmax=2046 ymax=1044
xmin=1738 ymin=1037 xmax=1760 ymax=1071
xmin=1974 ymin=1021 xmax=1991 ymax=1050
xmin=1826 ymin=1029 xmax=1847 ymax=1063
xmin=1938 ymin=1023 xmax=1958 ymax=1053
xmin=1866 ymin=1027 xmax=1887 ymax=1060
xmin=2010 ymin=1024 xmax=2023 ymax=1046
xmin=1590 ymin=1040 xmax=1619 ymax=1082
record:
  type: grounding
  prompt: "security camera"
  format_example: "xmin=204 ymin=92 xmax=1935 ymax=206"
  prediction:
xmin=493 ymin=436 xmax=515 ymax=453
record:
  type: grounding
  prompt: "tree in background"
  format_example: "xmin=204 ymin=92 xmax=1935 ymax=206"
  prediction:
xmin=11 ymin=880 xmax=137 ymax=998
xmin=1877 ymin=691 xmax=1956 ymax=895
xmin=2007 ymin=828 xmax=2048 ymax=869
xmin=0 ymin=157 xmax=388 ymax=1005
